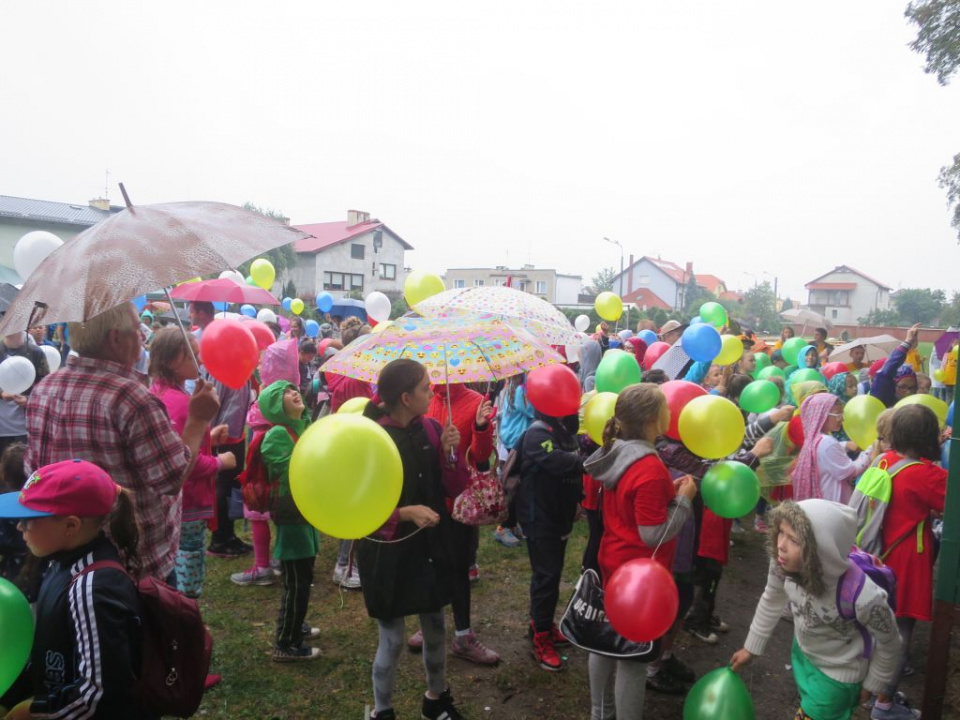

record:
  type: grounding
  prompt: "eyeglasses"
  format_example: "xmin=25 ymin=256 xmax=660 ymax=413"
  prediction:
xmin=827 ymin=412 xmax=843 ymax=419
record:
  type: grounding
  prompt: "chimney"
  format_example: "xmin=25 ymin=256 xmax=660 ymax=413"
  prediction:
xmin=685 ymin=261 xmax=693 ymax=276
xmin=88 ymin=197 xmax=110 ymax=212
xmin=347 ymin=209 xmax=370 ymax=227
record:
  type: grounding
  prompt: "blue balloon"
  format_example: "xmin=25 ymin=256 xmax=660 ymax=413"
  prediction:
xmin=638 ymin=329 xmax=657 ymax=346
xmin=690 ymin=315 xmax=704 ymax=325
xmin=214 ymin=301 xmax=229 ymax=313
xmin=316 ymin=292 xmax=334 ymax=313
xmin=133 ymin=295 xmax=147 ymax=312
xmin=305 ymin=320 xmax=320 ymax=338
xmin=681 ymin=323 xmax=722 ymax=362
xmin=948 ymin=401 xmax=954 ymax=429
xmin=282 ymin=297 xmax=293 ymax=311
xmin=240 ymin=304 xmax=256 ymax=317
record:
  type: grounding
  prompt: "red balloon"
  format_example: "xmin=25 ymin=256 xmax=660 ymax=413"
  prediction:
xmin=605 ymin=558 xmax=679 ymax=642
xmin=869 ymin=358 xmax=885 ymax=378
xmin=822 ymin=361 xmax=848 ymax=380
xmin=642 ymin=341 xmax=670 ymax=371
xmin=661 ymin=380 xmax=707 ymax=440
xmin=317 ymin=338 xmax=333 ymax=355
xmin=527 ymin=364 xmax=581 ymax=417
xmin=245 ymin=321 xmax=275 ymax=351
xmin=200 ymin=320 xmax=259 ymax=389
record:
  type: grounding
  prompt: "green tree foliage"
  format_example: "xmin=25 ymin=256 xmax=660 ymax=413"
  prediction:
xmin=591 ymin=267 xmax=617 ymax=294
xmin=781 ymin=298 xmax=794 ymax=311
xmin=859 ymin=308 xmax=903 ymax=326
xmin=939 ymin=291 xmax=960 ymax=327
xmin=682 ymin=273 xmax=716 ymax=316
xmin=894 ymin=287 xmax=946 ymax=324
xmin=937 ymin=153 xmax=960 ymax=240
xmin=238 ymin=202 xmax=298 ymax=276
xmin=741 ymin=281 xmax=780 ymax=333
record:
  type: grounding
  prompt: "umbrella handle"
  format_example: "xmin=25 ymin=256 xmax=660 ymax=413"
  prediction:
xmin=163 ymin=287 xmax=202 ymax=377
xmin=443 ymin=344 xmax=457 ymax=463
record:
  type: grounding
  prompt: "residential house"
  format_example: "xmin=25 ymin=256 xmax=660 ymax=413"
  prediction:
xmin=0 ymin=194 xmax=123 ymax=283
xmin=442 ymin=265 xmax=582 ymax=305
xmin=613 ymin=256 xmax=727 ymax=311
xmin=804 ymin=265 xmax=892 ymax=324
xmin=289 ymin=210 xmax=412 ymax=297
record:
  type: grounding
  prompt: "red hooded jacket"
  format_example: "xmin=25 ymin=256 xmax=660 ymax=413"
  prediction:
xmin=426 ymin=384 xmax=493 ymax=467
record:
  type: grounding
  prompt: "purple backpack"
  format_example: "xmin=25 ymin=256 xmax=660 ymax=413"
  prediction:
xmin=836 ymin=548 xmax=897 ymax=659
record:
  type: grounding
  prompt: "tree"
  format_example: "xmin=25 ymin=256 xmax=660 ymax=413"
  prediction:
xmin=591 ymin=267 xmax=617 ymax=294
xmin=937 ymin=153 xmax=960 ymax=240
xmin=237 ymin=202 xmax=299 ymax=277
xmin=741 ymin=281 xmax=779 ymax=333
xmin=859 ymin=308 xmax=901 ymax=326
xmin=940 ymin=291 xmax=960 ymax=327
xmin=781 ymin=298 xmax=794 ymax=311
xmin=682 ymin=273 xmax=715 ymax=316
xmin=894 ymin=287 xmax=946 ymax=325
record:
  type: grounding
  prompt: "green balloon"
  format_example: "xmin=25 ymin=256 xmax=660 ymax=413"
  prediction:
xmin=790 ymin=368 xmax=825 ymax=385
xmin=684 ymin=667 xmax=756 ymax=720
xmin=245 ymin=275 xmax=256 ymax=286
xmin=739 ymin=380 xmax=781 ymax=414
xmin=699 ymin=301 xmax=727 ymax=328
xmin=0 ymin=577 xmax=34 ymax=696
xmin=756 ymin=365 xmax=785 ymax=381
xmin=783 ymin=364 xmax=798 ymax=378
xmin=781 ymin=337 xmax=806 ymax=366
xmin=701 ymin=461 xmax=760 ymax=519
xmin=595 ymin=349 xmax=642 ymax=394
xmin=751 ymin=352 xmax=771 ymax=378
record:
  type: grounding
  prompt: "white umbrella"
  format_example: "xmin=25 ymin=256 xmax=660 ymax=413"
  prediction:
xmin=828 ymin=335 xmax=902 ymax=364
xmin=779 ymin=308 xmax=833 ymax=333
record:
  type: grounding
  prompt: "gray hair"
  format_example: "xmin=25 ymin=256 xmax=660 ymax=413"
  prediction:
xmin=68 ymin=303 xmax=138 ymax=356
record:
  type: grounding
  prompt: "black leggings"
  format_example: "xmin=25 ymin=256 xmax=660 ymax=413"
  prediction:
xmin=450 ymin=522 xmax=480 ymax=632
xmin=582 ymin=508 xmax=603 ymax=573
xmin=212 ymin=439 xmax=245 ymax=544
xmin=527 ymin=534 xmax=568 ymax=632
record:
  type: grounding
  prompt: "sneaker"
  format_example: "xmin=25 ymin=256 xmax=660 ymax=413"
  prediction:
xmin=370 ymin=710 xmax=396 ymax=720
xmin=661 ymin=654 xmax=696 ymax=683
xmin=332 ymin=563 xmax=361 ymax=590
xmin=468 ymin=565 xmax=480 ymax=583
xmin=301 ymin=623 xmax=320 ymax=641
xmin=204 ymin=673 xmax=222 ymax=690
xmin=408 ymin=628 xmax=424 ymax=653
xmin=754 ymin=515 xmax=769 ymax=533
xmin=683 ymin=619 xmax=719 ymax=645
xmin=646 ymin=668 xmax=688 ymax=695
xmin=871 ymin=703 xmax=921 ymax=719
xmin=207 ymin=541 xmax=249 ymax=558
xmin=422 ymin=688 xmax=464 ymax=720
xmin=270 ymin=557 xmax=282 ymax=577
xmin=493 ymin=526 xmax=521 ymax=548
xmin=514 ymin=524 xmax=526 ymax=541
xmin=531 ymin=625 xmax=563 ymax=672
xmin=708 ymin=615 xmax=730 ymax=633
xmin=272 ymin=645 xmax=321 ymax=662
xmin=451 ymin=631 xmax=500 ymax=665
xmin=551 ymin=623 xmax=570 ymax=646
xmin=230 ymin=566 xmax=275 ymax=586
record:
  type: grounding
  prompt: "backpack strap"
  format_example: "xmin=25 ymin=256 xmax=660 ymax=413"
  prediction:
xmin=836 ymin=561 xmax=873 ymax=659
xmin=71 ymin=559 xmax=130 ymax=584
xmin=422 ymin=417 xmax=442 ymax=453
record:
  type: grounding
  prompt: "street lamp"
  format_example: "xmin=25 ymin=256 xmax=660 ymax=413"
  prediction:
xmin=604 ymin=237 xmax=628 ymax=330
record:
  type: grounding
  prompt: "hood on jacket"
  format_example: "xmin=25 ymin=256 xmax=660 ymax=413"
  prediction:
xmin=584 ymin=438 xmax=658 ymax=490
xmin=257 ymin=380 xmax=307 ymax=433
xmin=578 ymin=340 xmax=602 ymax=390
xmin=766 ymin=499 xmax=856 ymax=597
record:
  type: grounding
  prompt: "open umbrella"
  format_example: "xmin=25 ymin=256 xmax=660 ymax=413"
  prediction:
xmin=320 ymin=316 xmax=564 ymax=385
xmin=414 ymin=286 xmax=579 ymax=345
xmin=0 ymin=284 xmax=19 ymax=315
xmin=779 ymin=308 xmax=833 ymax=333
xmin=169 ymin=278 xmax=279 ymax=305
xmin=0 ymin=187 xmax=309 ymax=335
xmin=828 ymin=335 xmax=903 ymax=364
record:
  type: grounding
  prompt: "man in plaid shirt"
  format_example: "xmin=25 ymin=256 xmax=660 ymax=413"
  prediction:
xmin=26 ymin=303 xmax=220 ymax=581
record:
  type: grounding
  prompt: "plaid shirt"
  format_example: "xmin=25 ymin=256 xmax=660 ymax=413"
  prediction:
xmin=26 ymin=356 xmax=191 ymax=580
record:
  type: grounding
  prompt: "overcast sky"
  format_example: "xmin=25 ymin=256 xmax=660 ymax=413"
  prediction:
xmin=1 ymin=1 xmax=957 ymax=303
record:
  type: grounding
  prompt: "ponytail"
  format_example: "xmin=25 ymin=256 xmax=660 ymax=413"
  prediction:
xmin=110 ymin=488 xmax=142 ymax=578
xmin=601 ymin=416 xmax=622 ymax=449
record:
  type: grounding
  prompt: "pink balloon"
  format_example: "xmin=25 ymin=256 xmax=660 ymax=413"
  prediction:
xmin=642 ymin=341 xmax=670 ymax=371
xmin=661 ymin=380 xmax=707 ymax=441
xmin=605 ymin=558 xmax=679 ymax=643
xmin=527 ymin=364 xmax=581 ymax=417
xmin=822 ymin=361 xmax=847 ymax=380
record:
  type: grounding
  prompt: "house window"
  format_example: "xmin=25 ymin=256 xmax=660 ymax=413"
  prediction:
xmin=831 ymin=309 xmax=838 ymax=319
xmin=638 ymin=274 xmax=650 ymax=286
xmin=519 ymin=281 xmax=528 ymax=291
xmin=350 ymin=274 xmax=364 ymax=291
xmin=474 ymin=279 xmax=485 ymax=286
xmin=380 ymin=263 xmax=397 ymax=280
xmin=454 ymin=279 xmax=465 ymax=289
xmin=323 ymin=272 xmax=344 ymax=290
xmin=536 ymin=281 xmax=547 ymax=294
xmin=495 ymin=279 xmax=507 ymax=286
xmin=351 ymin=244 xmax=365 ymax=259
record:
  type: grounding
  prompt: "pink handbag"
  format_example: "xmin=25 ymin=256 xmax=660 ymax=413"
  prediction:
xmin=451 ymin=451 xmax=508 ymax=526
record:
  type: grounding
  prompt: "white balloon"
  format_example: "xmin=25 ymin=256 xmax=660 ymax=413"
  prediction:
xmin=365 ymin=291 xmax=392 ymax=322
xmin=219 ymin=270 xmax=245 ymax=285
xmin=0 ymin=356 xmax=37 ymax=395
xmin=257 ymin=308 xmax=278 ymax=324
xmin=41 ymin=345 xmax=61 ymax=373
xmin=574 ymin=314 xmax=590 ymax=332
xmin=565 ymin=343 xmax=581 ymax=363
xmin=14 ymin=231 xmax=62 ymax=281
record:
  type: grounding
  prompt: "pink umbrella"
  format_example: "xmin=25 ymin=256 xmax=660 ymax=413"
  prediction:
xmin=169 ymin=278 xmax=279 ymax=305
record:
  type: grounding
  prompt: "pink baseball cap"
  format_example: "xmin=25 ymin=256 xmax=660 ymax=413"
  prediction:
xmin=0 ymin=459 xmax=120 ymax=519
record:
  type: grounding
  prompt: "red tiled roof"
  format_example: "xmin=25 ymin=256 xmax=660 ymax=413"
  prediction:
xmin=806 ymin=282 xmax=856 ymax=290
xmin=805 ymin=265 xmax=891 ymax=291
xmin=623 ymin=287 xmax=671 ymax=309
xmin=719 ymin=290 xmax=744 ymax=302
xmin=697 ymin=274 xmax=725 ymax=294
xmin=292 ymin=220 xmax=413 ymax=254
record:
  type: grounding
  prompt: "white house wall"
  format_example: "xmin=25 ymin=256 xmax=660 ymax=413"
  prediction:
xmin=628 ymin=259 xmax=679 ymax=309
xmin=304 ymin=229 xmax=407 ymax=297
xmin=555 ymin=275 xmax=582 ymax=305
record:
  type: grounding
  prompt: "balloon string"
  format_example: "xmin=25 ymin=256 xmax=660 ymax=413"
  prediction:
xmin=363 ymin=525 xmax=429 ymax=544
xmin=650 ymin=502 xmax=681 ymax=560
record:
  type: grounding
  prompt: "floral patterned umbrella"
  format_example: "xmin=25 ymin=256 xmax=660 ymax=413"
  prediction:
xmin=320 ymin=316 xmax=564 ymax=384
xmin=414 ymin=286 xmax=579 ymax=346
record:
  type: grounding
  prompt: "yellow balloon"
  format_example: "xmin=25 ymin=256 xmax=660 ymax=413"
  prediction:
xmin=337 ymin=396 xmax=371 ymax=414
xmin=895 ymin=393 xmax=949 ymax=426
xmin=405 ymin=270 xmax=445 ymax=307
xmin=289 ymin=414 xmax=402 ymax=539
xmin=584 ymin=392 xmax=619 ymax=445
xmin=371 ymin=320 xmax=392 ymax=334
xmin=842 ymin=394 xmax=885 ymax=450
xmin=250 ymin=258 xmax=276 ymax=290
xmin=290 ymin=298 xmax=305 ymax=315
xmin=595 ymin=292 xmax=623 ymax=322
xmin=177 ymin=276 xmax=201 ymax=286
xmin=934 ymin=368 xmax=945 ymax=382
xmin=678 ymin=395 xmax=745 ymax=459
xmin=715 ymin=334 xmax=744 ymax=366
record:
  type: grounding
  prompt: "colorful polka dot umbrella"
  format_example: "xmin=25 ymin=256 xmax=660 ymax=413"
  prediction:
xmin=414 ymin=286 xmax=579 ymax=346
xmin=320 ymin=316 xmax=564 ymax=385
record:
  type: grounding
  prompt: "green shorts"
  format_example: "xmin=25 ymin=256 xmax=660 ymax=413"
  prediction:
xmin=791 ymin=640 xmax=861 ymax=720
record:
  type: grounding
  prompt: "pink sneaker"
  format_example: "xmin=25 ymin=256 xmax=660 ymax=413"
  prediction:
xmin=451 ymin=631 xmax=500 ymax=665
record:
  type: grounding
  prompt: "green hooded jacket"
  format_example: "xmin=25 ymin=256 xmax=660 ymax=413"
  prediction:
xmin=257 ymin=381 xmax=318 ymax=559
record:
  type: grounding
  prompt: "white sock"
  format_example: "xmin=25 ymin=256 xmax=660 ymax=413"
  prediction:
xmin=455 ymin=628 xmax=471 ymax=637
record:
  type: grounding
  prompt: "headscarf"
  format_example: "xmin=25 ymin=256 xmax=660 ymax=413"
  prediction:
xmin=625 ymin=337 xmax=647 ymax=365
xmin=578 ymin=339 xmax=602 ymax=392
xmin=791 ymin=393 xmax=838 ymax=501
xmin=798 ymin=344 xmax=821 ymax=371
xmin=826 ymin=372 xmax=849 ymax=403
xmin=894 ymin=365 xmax=916 ymax=383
